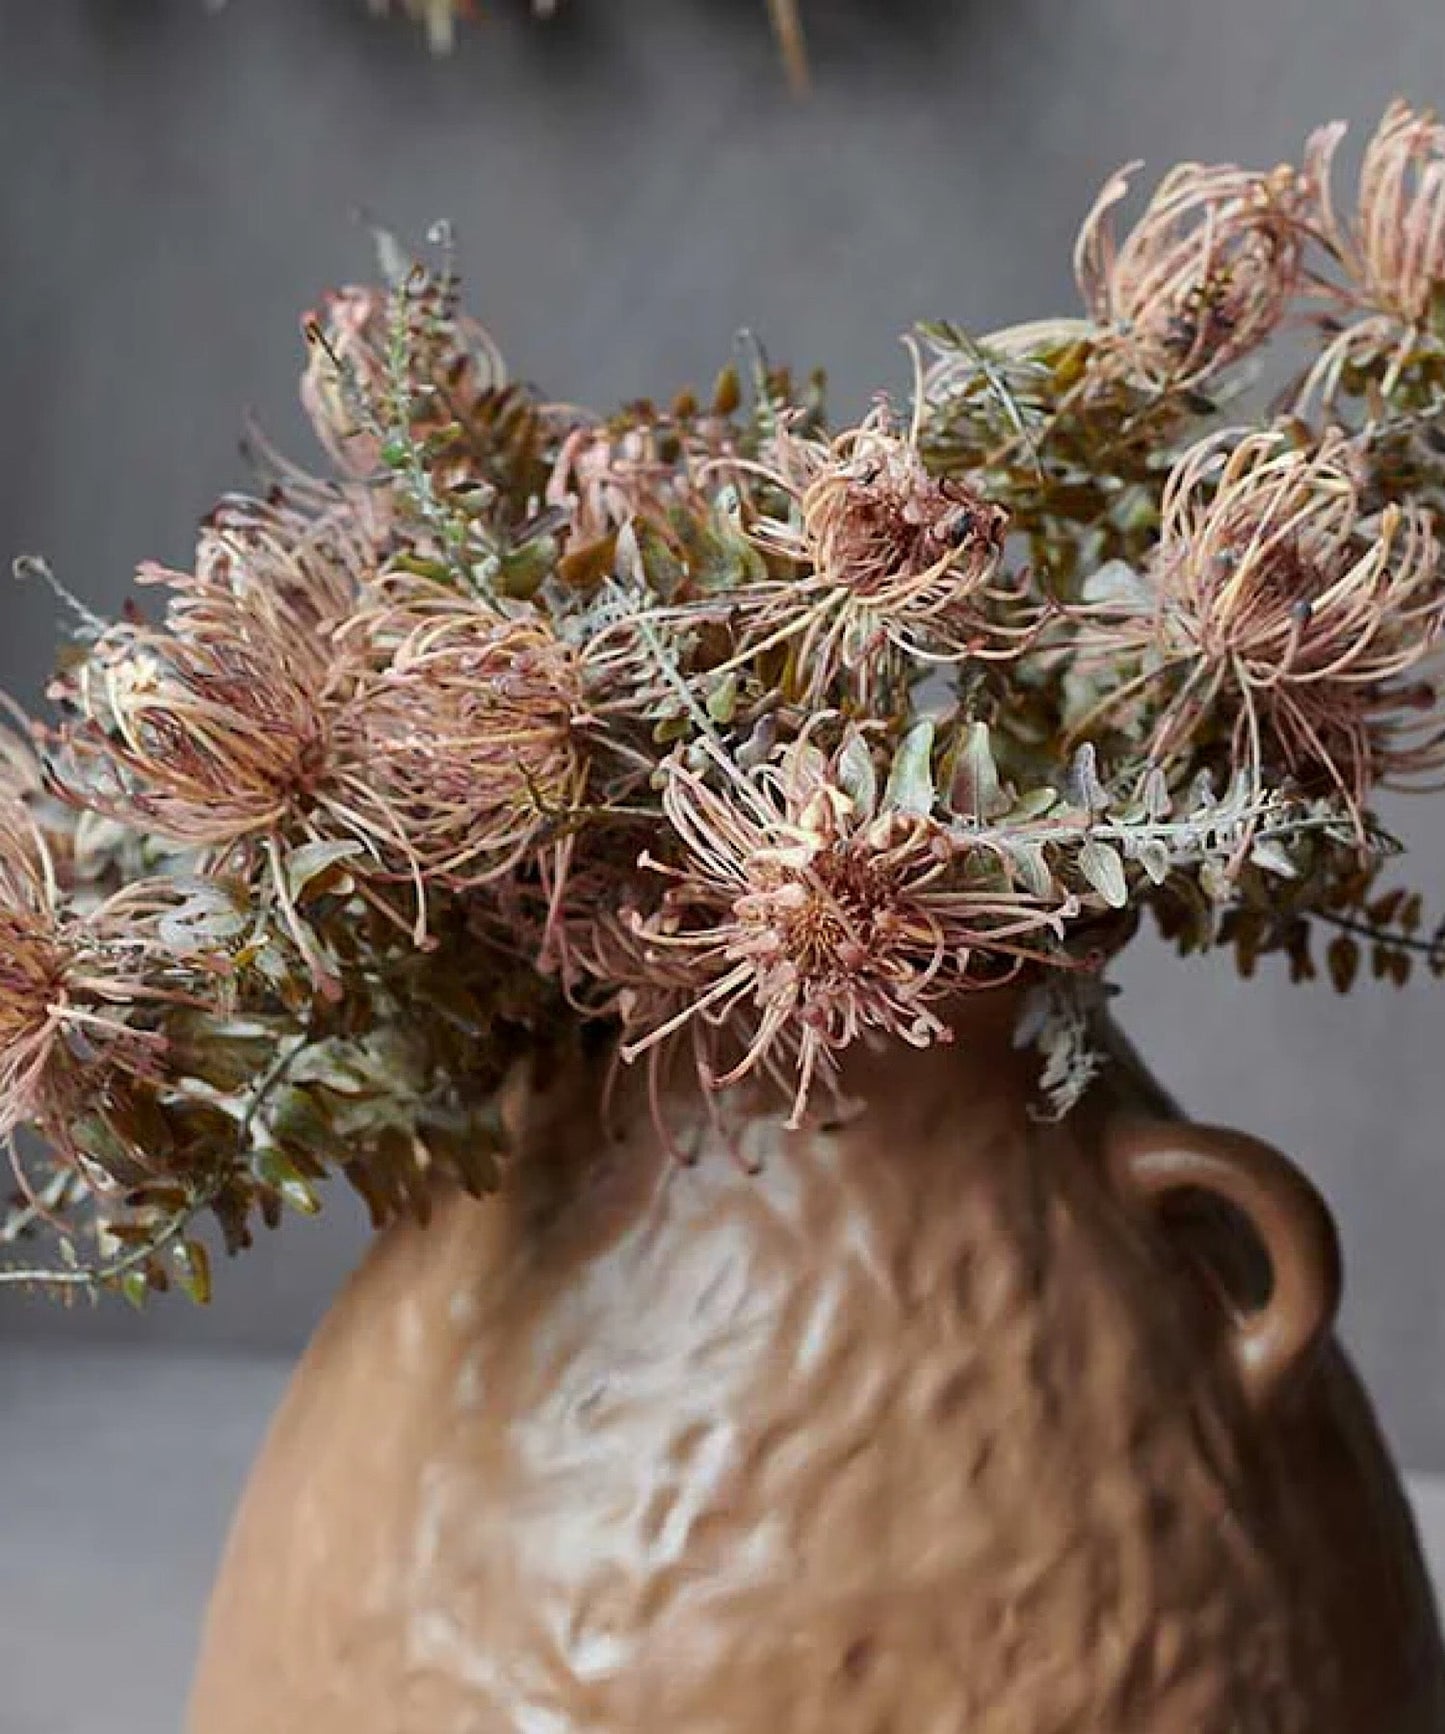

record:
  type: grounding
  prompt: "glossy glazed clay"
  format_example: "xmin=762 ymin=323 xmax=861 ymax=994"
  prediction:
xmin=191 ymin=1005 xmax=1445 ymax=1732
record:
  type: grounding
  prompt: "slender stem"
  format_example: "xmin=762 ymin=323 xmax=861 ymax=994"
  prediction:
xmin=1315 ymin=907 xmax=1445 ymax=960
xmin=0 ymin=1198 xmax=208 ymax=1292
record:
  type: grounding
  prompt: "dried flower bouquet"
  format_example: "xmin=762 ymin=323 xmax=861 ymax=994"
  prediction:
xmin=5 ymin=102 xmax=1445 ymax=1304
xmin=368 ymin=0 xmax=811 ymax=88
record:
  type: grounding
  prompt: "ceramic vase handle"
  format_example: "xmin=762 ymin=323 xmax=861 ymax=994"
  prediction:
xmin=1107 ymin=1121 xmax=1343 ymax=1409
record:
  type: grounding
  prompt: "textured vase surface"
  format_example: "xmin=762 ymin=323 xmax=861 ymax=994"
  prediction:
xmin=190 ymin=1002 xmax=1445 ymax=1731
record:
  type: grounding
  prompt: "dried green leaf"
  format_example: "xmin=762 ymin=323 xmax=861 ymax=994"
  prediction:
xmin=837 ymin=729 xmax=878 ymax=820
xmin=951 ymin=722 xmax=1006 ymax=821
xmin=1132 ymin=838 xmax=1171 ymax=886
xmin=173 ymin=1239 xmax=213 ymax=1306
xmin=557 ymin=533 xmax=618 ymax=591
xmin=255 ymin=1149 xmax=324 ymax=1216
xmin=1005 ymin=838 xmax=1054 ymax=899
xmin=1070 ymin=742 xmax=1109 ymax=814
xmin=1326 ymin=933 xmax=1359 ymax=994
xmin=1140 ymin=767 xmax=1170 ymax=822
xmin=706 ymin=673 xmax=740 ymax=724
xmin=883 ymin=720 xmax=936 ymax=817
xmin=1077 ymin=837 xmax=1128 ymax=908
xmin=1249 ymin=838 xmax=1297 ymax=879
xmin=285 ymin=841 xmax=364 ymax=904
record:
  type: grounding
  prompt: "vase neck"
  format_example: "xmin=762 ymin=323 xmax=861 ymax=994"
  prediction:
xmin=827 ymin=988 xmax=1035 ymax=1116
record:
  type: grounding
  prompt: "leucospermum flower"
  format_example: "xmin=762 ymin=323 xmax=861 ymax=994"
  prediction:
xmin=60 ymin=563 xmax=347 ymax=852
xmin=613 ymin=734 xmax=1072 ymax=1125
xmin=1074 ymin=157 xmax=1307 ymax=391
xmin=735 ymin=408 xmax=1010 ymax=706
xmin=192 ymin=493 xmax=382 ymax=634
xmin=544 ymin=407 xmax=738 ymax=560
xmin=51 ymin=510 xmax=377 ymax=990
xmin=1089 ymin=428 xmax=1445 ymax=821
xmin=0 ymin=706 xmax=40 ymax=802
xmin=54 ymin=489 xmax=382 ymax=850
xmin=0 ymin=794 xmax=177 ymax=1160
xmin=0 ymin=801 xmax=75 ymax=1144
xmin=1309 ymin=100 xmax=1445 ymax=327
xmin=1302 ymin=101 xmax=1445 ymax=400
xmin=338 ymin=582 xmax=589 ymax=892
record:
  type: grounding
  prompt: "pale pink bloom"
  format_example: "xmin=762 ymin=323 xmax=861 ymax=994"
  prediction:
xmin=1307 ymin=100 xmax=1445 ymax=327
xmin=734 ymin=407 xmax=1011 ymax=707
xmin=337 ymin=583 xmax=588 ymax=890
xmin=55 ymin=489 xmax=381 ymax=854
xmin=1299 ymin=102 xmax=1445 ymax=407
xmin=0 ymin=796 xmax=185 ymax=1158
xmin=1075 ymin=159 xmax=1306 ymax=390
xmin=610 ymin=737 xmax=1069 ymax=1126
xmin=544 ymin=410 xmax=739 ymax=558
xmin=0 ymin=800 xmax=72 ymax=1143
xmin=1087 ymin=427 xmax=1445 ymax=819
xmin=61 ymin=564 xmax=346 ymax=852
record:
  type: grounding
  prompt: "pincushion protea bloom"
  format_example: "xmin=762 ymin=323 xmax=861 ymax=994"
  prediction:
xmin=53 ymin=487 xmax=386 ymax=850
xmin=734 ymin=407 xmax=1011 ymax=706
xmin=545 ymin=404 xmax=739 ymax=561
xmin=0 ymin=801 xmax=77 ymax=1145
xmin=1300 ymin=100 xmax=1445 ymax=405
xmin=0 ymin=792 xmax=186 ymax=1164
xmin=48 ymin=508 xmax=384 ymax=992
xmin=193 ymin=492 xmax=381 ymax=633
xmin=337 ymin=582 xmax=589 ymax=894
xmin=1086 ymin=427 xmax=1445 ymax=821
xmin=60 ymin=560 xmax=347 ymax=853
xmin=1307 ymin=100 xmax=1445 ymax=328
xmin=1075 ymin=158 xmax=1307 ymax=391
xmin=609 ymin=734 xmax=1074 ymax=1126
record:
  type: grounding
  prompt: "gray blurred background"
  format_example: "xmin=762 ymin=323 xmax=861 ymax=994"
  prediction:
xmin=1 ymin=0 xmax=1444 ymax=1570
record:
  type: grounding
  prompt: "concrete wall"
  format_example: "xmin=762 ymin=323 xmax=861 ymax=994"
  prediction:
xmin=2 ymin=0 xmax=1443 ymax=1468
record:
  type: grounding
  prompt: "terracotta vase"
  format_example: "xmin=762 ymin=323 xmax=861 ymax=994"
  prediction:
xmin=190 ymin=999 xmax=1445 ymax=1732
